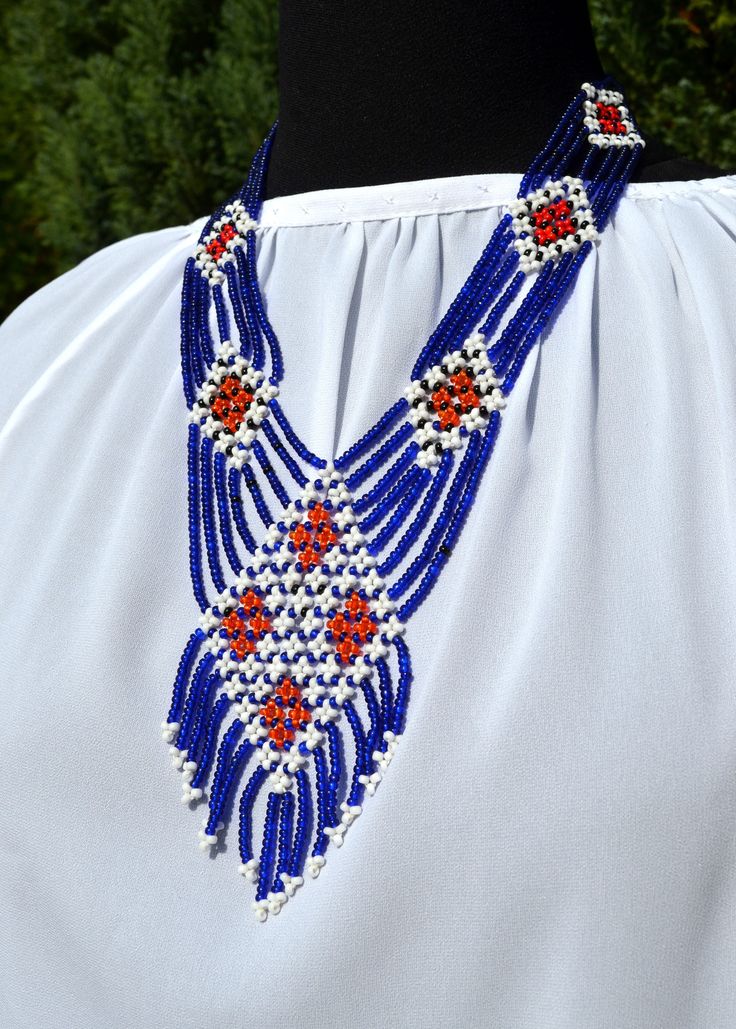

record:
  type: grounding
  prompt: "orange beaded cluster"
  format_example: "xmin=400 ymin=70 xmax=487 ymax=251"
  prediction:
xmin=221 ymin=589 xmax=272 ymax=660
xmin=327 ymin=591 xmax=378 ymax=665
xmin=258 ymin=678 xmax=311 ymax=749
xmin=288 ymin=502 xmax=340 ymax=570
xmin=431 ymin=368 xmax=482 ymax=432
xmin=595 ymin=102 xmax=626 ymax=137
xmin=210 ymin=373 xmax=255 ymax=436
xmin=529 ymin=197 xmax=578 ymax=248
xmin=205 ymin=221 xmax=238 ymax=262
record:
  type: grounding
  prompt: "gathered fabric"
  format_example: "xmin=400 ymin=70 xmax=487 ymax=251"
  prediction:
xmin=1 ymin=171 xmax=736 ymax=1029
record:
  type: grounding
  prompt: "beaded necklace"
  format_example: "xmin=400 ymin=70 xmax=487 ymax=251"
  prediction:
xmin=163 ymin=81 xmax=644 ymax=921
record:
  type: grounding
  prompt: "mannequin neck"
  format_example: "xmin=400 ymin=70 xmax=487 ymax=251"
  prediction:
xmin=264 ymin=0 xmax=605 ymax=198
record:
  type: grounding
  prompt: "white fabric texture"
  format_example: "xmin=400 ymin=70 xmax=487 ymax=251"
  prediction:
xmin=2 ymin=171 xmax=736 ymax=1029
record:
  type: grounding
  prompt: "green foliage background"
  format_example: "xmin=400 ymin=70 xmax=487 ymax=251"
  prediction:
xmin=0 ymin=0 xmax=734 ymax=321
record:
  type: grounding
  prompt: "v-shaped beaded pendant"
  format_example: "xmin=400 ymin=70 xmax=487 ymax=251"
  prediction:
xmin=163 ymin=79 xmax=644 ymax=920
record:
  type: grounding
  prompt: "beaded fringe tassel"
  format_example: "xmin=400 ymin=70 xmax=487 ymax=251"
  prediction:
xmin=163 ymin=80 xmax=644 ymax=920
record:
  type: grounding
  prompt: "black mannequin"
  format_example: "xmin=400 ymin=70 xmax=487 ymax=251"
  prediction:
xmin=264 ymin=0 xmax=723 ymax=199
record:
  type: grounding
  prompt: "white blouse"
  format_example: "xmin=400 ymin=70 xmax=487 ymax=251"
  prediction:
xmin=2 ymin=172 xmax=736 ymax=1029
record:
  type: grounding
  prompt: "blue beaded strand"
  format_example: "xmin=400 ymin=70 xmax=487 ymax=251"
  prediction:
xmin=200 ymin=436 xmax=227 ymax=594
xmin=387 ymin=430 xmax=483 ymax=602
xmin=273 ymin=790 xmax=295 ymax=893
xmin=261 ymin=419 xmax=308 ymax=488
xmin=179 ymin=258 xmax=197 ymax=407
xmin=377 ymin=448 xmax=454 ymax=577
xmin=353 ymin=442 xmax=420 ymax=514
xmin=502 ymin=246 xmax=591 ymax=394
xmin=256 ymin=792 xmax=281 ymax=902
xmin=174 ymin=652 xmax=215 ymax=752
xmin=245 ymin=230 xmax=285 ymax=382
xmin=212 ymin=284 xmax=230 ymax=346
xmin=209 ymin=739 xmax=253 ymax=830
xmin=325 ymin=721 xmax=343 ymax=821
xmin=412 ymin=215 xmax=513 ymax=378
xmin=357 ymin=463 xmax=424 ymax=534
xmin=478 ymin=270 xmax=525 ymax=338
xmin=359 ymin=679 xmax=383 ymax=760
xmin=213 ymin=451 xmax=244 ymax=576
xmin=187 ymin=425 xmax=208 ymax=612
xmin=312 ymin=744 xmax=331 ymax=858
xmin=290 ymin=769 xmax=312 ymax=877
xmin=241 ymin=459 xmax=274 ymax=528
xmin=224 ymin=262 xmax=251 ymax=358
xmin=344 ymin=421 xmax=414 ymax=492
xmin=335 ymin=397 xmax=410 ymax=472
xmin=234 ymin=244 xmax=265 ymax=370
xmin=448 ymin=249 xmax=521 ymax=352
xmin=493 ymin=256 xmax=571 ymax=380
xmin=227 ymin=466 xmax=258 ymax=553
xmin=205 ymin=718 xmax=245 ymax=833
xmin=343 ymin=699 xmax=368 ymax=805
xmin=398 ymin=411 xmax=501 ymax=621
xmin=390 ymin=636 xmax=412 ymax=735
xmin=519 ymin=86 xmax=587 ymax=195
xmin=195 ymin=271 xmax=216 ymax=370
xmin=252 ymin=438 xmax=290 ymax=508
xmin=184 ymin=672 xmax=220 ymax=767
xmin=375 ymin=658 xmax=393 ymax=752
xmin=366 ymin=468 xmax=432 ymax=557
xmin=270 ymin=399 xmax=327 ymax=470
xmin=191 ymin=693 xmax=232 ymax=791
xmin=238 ymin=765 xmax=267 ymax=865
xmin=167 ymin=628 xmax=205 ymax=724
xmin=425 ymin=229 xmax=518 ymax=368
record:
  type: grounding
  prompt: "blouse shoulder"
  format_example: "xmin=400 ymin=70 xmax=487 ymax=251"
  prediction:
xmin=0 ymin=218 xmax=206 ymax=431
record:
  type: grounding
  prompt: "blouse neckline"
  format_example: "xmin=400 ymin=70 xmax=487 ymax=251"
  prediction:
xmin=258 ymin=171 xmax=736 ymax=229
